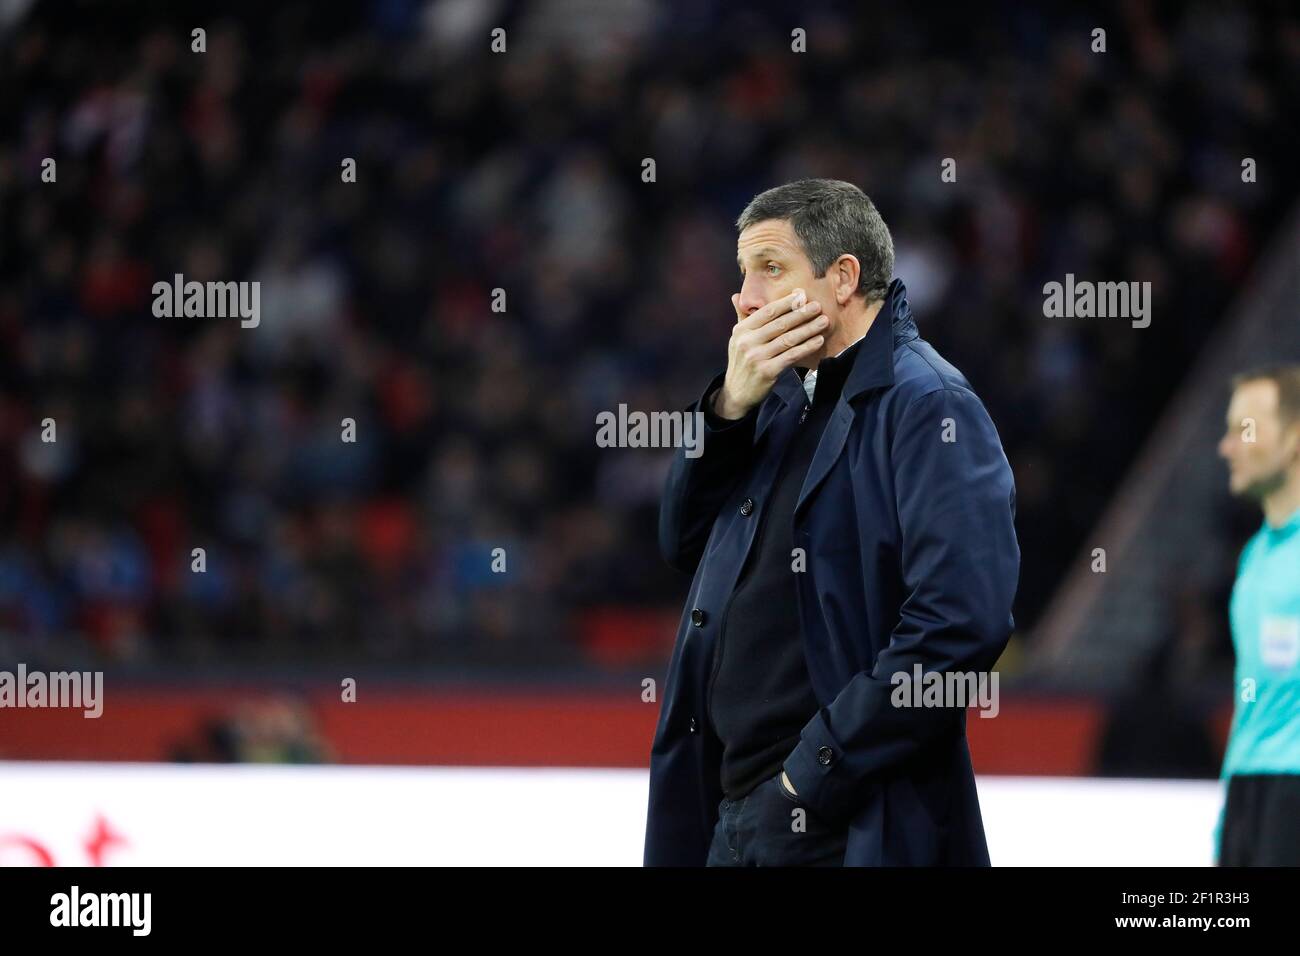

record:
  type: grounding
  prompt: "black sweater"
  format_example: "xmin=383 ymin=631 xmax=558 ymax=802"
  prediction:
xmin=702 ymin=338 xmax=863 ymax=801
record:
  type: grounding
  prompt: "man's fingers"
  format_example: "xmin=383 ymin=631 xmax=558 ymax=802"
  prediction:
xmin=753 ymin=299 xmax=823 ymax=345
xmin=762 ymin=334 xmax=824 ymax=376
xmin=735 ymin=288 xmax=805 ymax=332
xmin=761 ymin=313 xmax=829 ymax=358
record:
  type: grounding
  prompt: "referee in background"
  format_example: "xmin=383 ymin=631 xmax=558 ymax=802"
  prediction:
xmin=1214 ymin=365 xmax=1300 ymax=865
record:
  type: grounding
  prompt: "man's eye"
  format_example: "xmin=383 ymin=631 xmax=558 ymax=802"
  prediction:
xmin=766 ymin=264 xmax=781 ymax=276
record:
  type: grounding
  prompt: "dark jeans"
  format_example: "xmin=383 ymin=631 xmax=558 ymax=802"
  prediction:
xmin=706 ymin=771 xmax=849 ymax=866
xmin=1220 ymin=773 xmax=1300 ymax=866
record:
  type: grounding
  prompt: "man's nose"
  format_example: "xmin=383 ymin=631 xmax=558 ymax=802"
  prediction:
xmin=736 ymin=277 xmax=767 ymax=317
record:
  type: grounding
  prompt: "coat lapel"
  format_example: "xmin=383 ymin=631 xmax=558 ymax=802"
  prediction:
xmin=754 ymin=369 xmax=807 ymax=444
xmin=795 ymin=399 xmax=855 ymax=518
xmin=793 ymin=278 xmax=916 ymax=518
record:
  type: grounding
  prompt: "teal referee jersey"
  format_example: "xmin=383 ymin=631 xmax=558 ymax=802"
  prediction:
xmin=1214 ymin=505 xmax=1300 ymax=857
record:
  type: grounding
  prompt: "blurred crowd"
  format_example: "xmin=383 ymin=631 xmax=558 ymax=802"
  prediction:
xmin=1 ymin=0 xmax=1297 ymax=673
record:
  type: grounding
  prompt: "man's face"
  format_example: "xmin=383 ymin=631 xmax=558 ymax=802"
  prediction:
xmin=736 ymin=218 xmax=834 ymax=366
xmin=1218 ymin=380 xmax=1296 ymax=499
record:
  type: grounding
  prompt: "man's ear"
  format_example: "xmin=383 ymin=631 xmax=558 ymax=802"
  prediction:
xmin=1284 ymin=421 xmax=1300 ymax=465
xmin=834 ymin=254 xmax=861 ymax=305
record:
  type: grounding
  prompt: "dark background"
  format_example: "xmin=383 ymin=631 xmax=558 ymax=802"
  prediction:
xmin=1 ymin=0 xmax=1296 ymax=770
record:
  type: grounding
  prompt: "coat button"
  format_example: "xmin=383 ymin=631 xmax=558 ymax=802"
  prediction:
xmin=817 ymin=746 xmax=834 ymax=766
xmin=739 ymin=497 xmax=754 ymax=516
xmin=689 ymin=717 xmax=698 ymax=733
xmin=690 ymin=607 xmax=706 ymax=627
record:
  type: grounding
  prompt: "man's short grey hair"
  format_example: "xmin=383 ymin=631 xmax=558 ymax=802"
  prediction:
xmin=736 ymin=179 xmax=894 ymax=302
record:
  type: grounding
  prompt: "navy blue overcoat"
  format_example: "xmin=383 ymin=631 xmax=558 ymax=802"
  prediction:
xmin=644 ymin=278 xmax=1020 ymax=866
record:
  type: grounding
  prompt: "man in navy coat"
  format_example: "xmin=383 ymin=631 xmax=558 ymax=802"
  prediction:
xmin=644 ymin=179 xmax=1020 ymax=866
